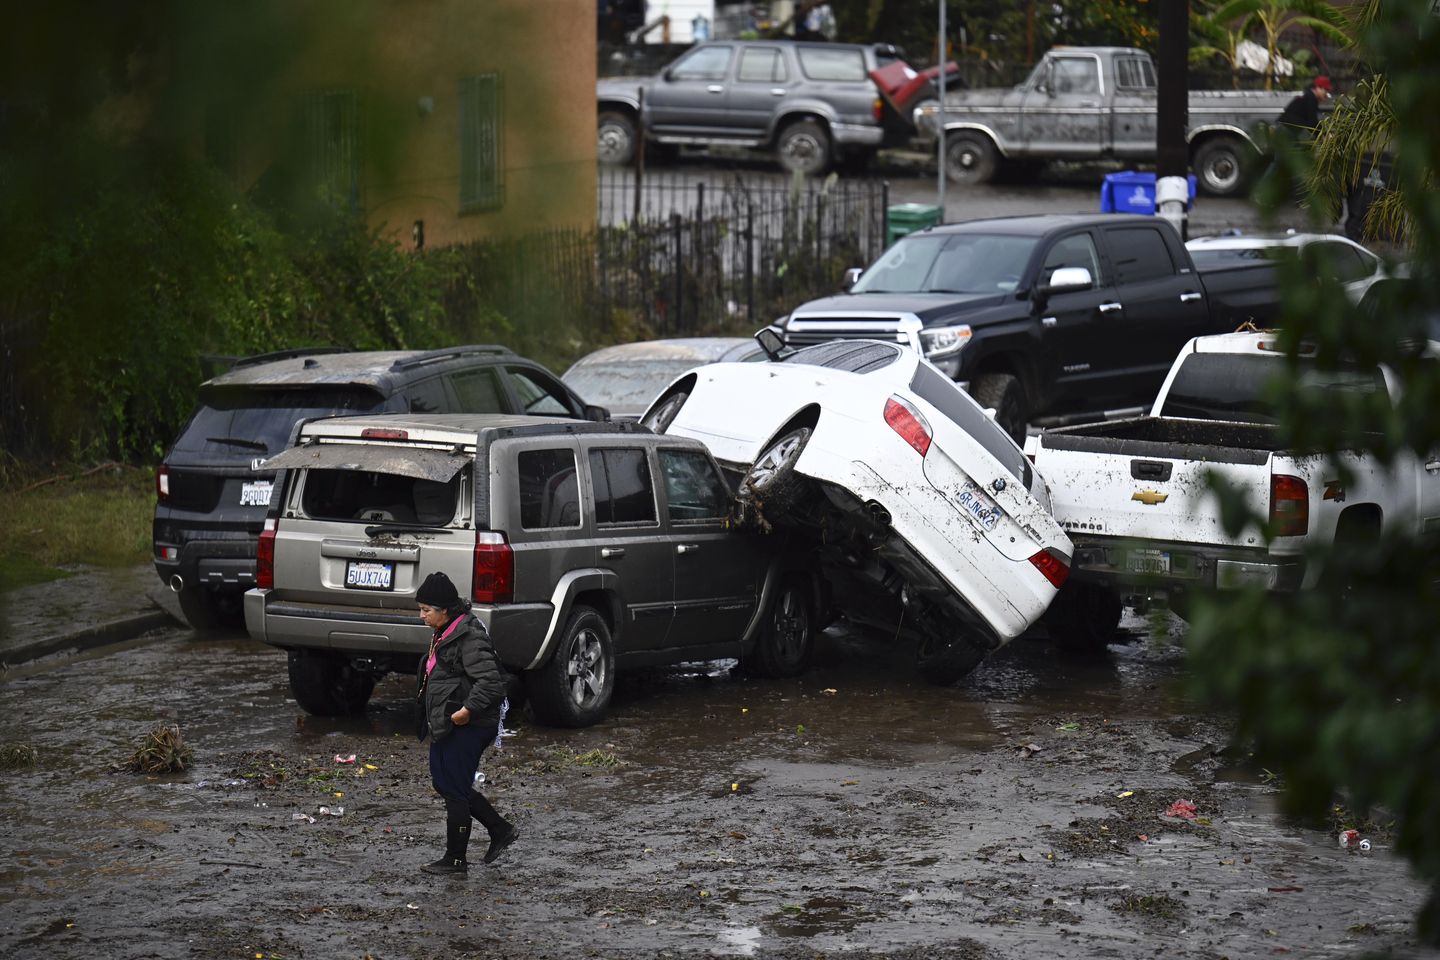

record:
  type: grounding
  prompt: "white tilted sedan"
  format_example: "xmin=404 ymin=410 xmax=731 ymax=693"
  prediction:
xmin=641 ymin=334 xmax=1073 ymax=683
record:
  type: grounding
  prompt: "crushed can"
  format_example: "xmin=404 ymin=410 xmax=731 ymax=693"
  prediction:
xmin=1339 ymin=829 xmax=1361 ymax=849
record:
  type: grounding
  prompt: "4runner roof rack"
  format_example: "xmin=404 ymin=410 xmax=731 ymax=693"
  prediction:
xmin=390 ymin=344 xmax=515 ymax=371
xmin=230 ymin=347 xmax=352 ymax=370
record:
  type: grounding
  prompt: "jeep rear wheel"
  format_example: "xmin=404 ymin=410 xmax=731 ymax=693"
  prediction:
xmin=746 ymin=576 xmax=815 ymax=678
xmin=526 ymin=605 xmax=614 ymax=728
xmin=287 ymin=651 xmax=376 ymax=716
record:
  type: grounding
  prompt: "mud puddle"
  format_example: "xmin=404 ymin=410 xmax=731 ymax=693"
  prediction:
xmin=0 ymin=615 xmax=1434 ymax=959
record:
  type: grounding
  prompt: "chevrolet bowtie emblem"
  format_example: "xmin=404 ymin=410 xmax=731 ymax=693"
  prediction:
xmin=1132 ymin=490 xmax=1168 ymax=505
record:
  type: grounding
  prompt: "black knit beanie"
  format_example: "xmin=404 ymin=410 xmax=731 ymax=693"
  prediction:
xmin=416 ymin=571 xmax=460 ymax=609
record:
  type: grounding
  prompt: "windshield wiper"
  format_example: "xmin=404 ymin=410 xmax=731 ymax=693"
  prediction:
xmin=365 ymin=524 xmax=454 ymax=538
xmin=206 ymin=436 xmax=268 ymax=451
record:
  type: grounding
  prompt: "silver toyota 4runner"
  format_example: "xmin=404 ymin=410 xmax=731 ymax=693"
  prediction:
xmin=245 ymin=413 xmax=825 ymax=727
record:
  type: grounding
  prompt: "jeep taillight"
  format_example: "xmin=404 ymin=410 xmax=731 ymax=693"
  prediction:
xmin=884 ymin=395 xmax=932 ymax=456
xmin=473 ymin=532 xmax=514 ymax=604
xmin=156 ymin=465 xmax=170 ymax=501
xmin=873 ymin=97 xmax=883 ymax=122
xmin=256 ymin=519 xmax=277 ymax=590
xmin=1270 ymin=474 xmax=1309 ymax=537
xmin=1028 ymin=548 xmax=1070 ymax=589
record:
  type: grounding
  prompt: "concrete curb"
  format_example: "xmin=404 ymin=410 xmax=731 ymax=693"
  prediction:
xmin=1 ymin=609 xmax=178 ymax=670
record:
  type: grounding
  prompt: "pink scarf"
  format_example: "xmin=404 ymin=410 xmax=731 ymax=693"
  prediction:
xmin=424 ymin=613 xmax=465 ymax=675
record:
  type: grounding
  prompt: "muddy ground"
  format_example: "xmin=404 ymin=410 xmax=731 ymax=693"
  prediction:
xmin=1 ymin=615 xmax=1434 ymax=960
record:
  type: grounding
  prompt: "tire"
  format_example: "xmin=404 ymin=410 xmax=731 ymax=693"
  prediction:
xmin=525 ymin=605 xmax=614 ymax=728
xmin=287 ymin=651 xmax=376 ymax=716
xmin=1193 ymin=136 xmax=1252 ymax=198
xmin=944 ymin=131 xmax=997 ymax=186
xmin=175 ymin=584 xmax=242 ymax=632
xmin=597 ymin=110 xmax=638 ymax=166
xmin=776 ymin=119 xmax=832 ymax=177
xmin=915 ymin=630 xmax=987 ymax=685
xmin=746 ymin=576 xmax=815 ymax=678
xmin=1044 ymin=582 xmax=1124 ymax=655
xmin=641 ymin=390 xmax=688 ymax=433
xmin=743 ymin=426 xmax=811 ymax=517
xmin=969 ymin=372 xmax=1028 ymax=444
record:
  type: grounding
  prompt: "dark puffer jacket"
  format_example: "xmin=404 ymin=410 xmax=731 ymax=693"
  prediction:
xmin=416 ymin=612 xmax=506 ymax=743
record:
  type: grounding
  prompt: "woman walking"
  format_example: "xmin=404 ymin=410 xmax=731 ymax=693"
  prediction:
xmin=415 ymin=571 xmax=518 ymax=875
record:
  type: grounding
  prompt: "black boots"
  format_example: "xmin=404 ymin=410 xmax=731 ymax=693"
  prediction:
xmin=421 ymin=798 xmax=472 ymax=875
xmin=468 ymin=789 xmax=519 ymax=865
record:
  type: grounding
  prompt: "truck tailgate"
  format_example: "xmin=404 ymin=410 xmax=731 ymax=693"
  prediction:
xmin=1036 ymin=429 xmax=1273 ymax=547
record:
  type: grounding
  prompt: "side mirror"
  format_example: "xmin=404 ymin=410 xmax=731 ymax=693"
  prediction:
xmin=585 ymin=404 xmax=611 ymax=422
xmin=842 ymin=267 xmax=863 ymax=290
xmin=1038 ymin=266 xmax=1093 ymax=296
xmin=754 ymin=327 xmax=792 ymax=361
xmin=662 ymin=67 xmax=675 ymax=82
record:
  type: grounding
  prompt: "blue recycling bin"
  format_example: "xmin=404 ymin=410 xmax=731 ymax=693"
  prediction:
xmin=1100 ymin=171 xmax=1197 ymax=215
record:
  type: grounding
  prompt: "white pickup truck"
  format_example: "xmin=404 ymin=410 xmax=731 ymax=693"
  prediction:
xmin=1029 ymin=331 xmax=1440 ymax=650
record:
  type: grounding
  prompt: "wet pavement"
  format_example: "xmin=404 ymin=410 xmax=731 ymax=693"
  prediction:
xmin=0 ymin=563 xmax=178 ymax=667
xmin=2 ymin=612 xmax=1435 ymax=960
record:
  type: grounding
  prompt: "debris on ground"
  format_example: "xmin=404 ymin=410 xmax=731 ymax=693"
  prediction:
xmin=1018 ymin=743 xmax=1044 ymax=758
xmin=1164 ymin=799 xmax=1198 ymax=820
xmin=333 ymin=753 xmax=356 ymax=764
xmin=122 ymin=724 xmax=193 ymax=774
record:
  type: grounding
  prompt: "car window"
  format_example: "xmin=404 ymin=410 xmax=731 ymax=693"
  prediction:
xmin=589 ymin=448 xmax=657 ymax=525
xmin=738 ymin=47 xmax=787 ymax=82
xmin=1158 ymin=353 xmax=1384 ymax=423
xmin=517 ymin=448 xmax=581 ymax=529
xmin=404 ymin=378 xmax=449 ymax=414
xmin=300 ymin=469 xmax=461 ymax=525
xmin=1051 ymin=57 xmax=1100 ymax=95
xmin=1186 ymin=246 xmax=1286 ymax=268
xmin=658 ymin=449 xmax=731 ymax=521
xmin=171 ymin=387 xmax=385 ymax=457
xmin=671 ymin=45 xmax=732 ymax=81
xmin=851 ymin=233 xmax=1040 ymax=295
xmin=796 ymin=47 xmax=867 ymax=82
xmin=910 ymin=363 xmax=1028 ymax=481
xmin=447 ymin=367 xmax=508 ymax=413
xmin=1106 ymin=227 xmax=1176 ymax=284
xmin=1316 ymin=241 xmax=1373 ymax=283
xmin=785 ymin=341 xmax=902 ymax=372
xmin=1115 ymin=56 xmax=1155 ymax=90
xmin=1041 ymin=232 xmax=1103 ymax=286
xmin=508 ymin=367 xmax=575 ymax=416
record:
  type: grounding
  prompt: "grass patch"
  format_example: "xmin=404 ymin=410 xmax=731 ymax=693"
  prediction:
xmin=1112 ymin=893 xmax=1185 ymax=922
xmin=0 ymin=743 xmax=40 ymax=769
xmin=0 ymin=464 xmax=154 ymax=592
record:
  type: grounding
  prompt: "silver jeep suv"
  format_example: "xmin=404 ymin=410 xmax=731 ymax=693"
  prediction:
xmin=245 ymin=413 xmax=824 ymax=727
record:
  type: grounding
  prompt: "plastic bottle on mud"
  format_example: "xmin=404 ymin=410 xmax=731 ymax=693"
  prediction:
xmin=473 ymin=769 xmax=485 ymax=788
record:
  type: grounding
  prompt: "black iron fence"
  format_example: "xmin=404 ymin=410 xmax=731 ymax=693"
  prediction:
xmin=440 ymin=171 xmax=890 ymax=371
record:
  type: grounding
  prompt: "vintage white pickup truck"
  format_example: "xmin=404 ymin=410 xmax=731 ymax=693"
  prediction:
xmin=922 ymin=46 xmax=1295 ymax=197
xmin=1027 ymin=331 xmax=1440 ymax=650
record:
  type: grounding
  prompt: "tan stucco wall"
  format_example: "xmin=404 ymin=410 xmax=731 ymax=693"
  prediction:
xmin=266 ymin=0 xmax=595 ymax=246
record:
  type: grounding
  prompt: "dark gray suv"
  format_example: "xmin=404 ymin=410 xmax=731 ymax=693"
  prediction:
xmin=154 ymin=346 xmax=604 ymax=630
xmin=245 ymin=413 xmax=825 ymax=727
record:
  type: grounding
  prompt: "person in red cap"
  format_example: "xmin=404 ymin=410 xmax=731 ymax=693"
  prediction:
xmin=1278 ymin=75 xmax=1333 ymax=136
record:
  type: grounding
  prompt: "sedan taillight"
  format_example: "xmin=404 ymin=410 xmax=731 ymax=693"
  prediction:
xmin=1028 ymin=548 xmax=1070 ymax=589
xmin=473 ymin=532 xmax=514 ymax=604
xmin=256 ymin=520 xmax=277 ymax=590
xmin=884 ymin=395 xmax=933 ymax=456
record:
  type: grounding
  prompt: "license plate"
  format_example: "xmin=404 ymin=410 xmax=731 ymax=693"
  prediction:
xmin=956 ymin=482 xmax=1002 ymax=531
xmin=345 ymin=561 xmax=395 ymax=591
xmin=240 ymin=480 xmax=273 ymax=507
xmin=1126 ymin=549 xmax=1171 ymax=575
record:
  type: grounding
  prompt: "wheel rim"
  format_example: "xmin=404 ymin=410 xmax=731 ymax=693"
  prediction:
xmin=1203 ymin=152 xmax=1239 ymax=193
xmin=598 ymin=123 xmax=632 ymax=163
xmin=781 ymin=132 xmax=824 ymax=173
xmin=564 ymin=627 xmax=607 ymax=708
xmin=771 ymin=586 xmax=809 ymax=664
xmin=642 ymin=394 xmax=684 ymax=432
xmin=748 ymin=431 xmax=805 ymax=490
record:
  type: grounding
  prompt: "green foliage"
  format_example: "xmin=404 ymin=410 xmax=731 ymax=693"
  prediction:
xmin=1188 ymin=0 xmax=1440 ymax=941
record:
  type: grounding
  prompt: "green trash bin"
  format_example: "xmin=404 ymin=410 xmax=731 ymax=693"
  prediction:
xmin=886 ymin=203 xmax=942 ymax=246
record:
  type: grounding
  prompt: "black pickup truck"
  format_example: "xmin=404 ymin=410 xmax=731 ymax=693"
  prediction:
xmin=772 ymin=213 xmax=1280 ymax=439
